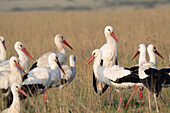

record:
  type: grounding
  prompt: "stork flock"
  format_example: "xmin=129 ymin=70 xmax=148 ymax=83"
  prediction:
xmin=0 ymin=35 xmax=76 ymax=113
xmin=0 ymin=25 xmax=169 ymax=113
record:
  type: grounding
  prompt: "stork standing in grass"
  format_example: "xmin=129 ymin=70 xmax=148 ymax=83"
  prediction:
xmin=21 ymin=53 xmax=65 ymax=105
xmin=133 ymin=44 xmax=163 ymax=113
xmin=86 ymin=49 xmax=144 ymax=111
xmin=93 ymin=26 xmax=119 ymax=103
xmin=29 ymin=34 xmax=73 ymax=70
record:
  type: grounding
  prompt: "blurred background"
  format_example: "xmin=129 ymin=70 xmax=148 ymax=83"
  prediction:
xmin=0 ymin=0 xmax=170 ymax=12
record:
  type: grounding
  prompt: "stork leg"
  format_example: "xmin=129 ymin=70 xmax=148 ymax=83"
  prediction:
xmin=100 ymin=83 xmax=103 ymax=103
xmin=117 ymin=90 xmax=122 ymax=111
xmin=147 ymin=89 xmax=151 ymax=112
xmin=109 ymin=86 xmax=111 ymax=104
xmin=139 ymin=87 xmax=143 ymax=102
xmin=125 ymin=85 xmax=138 ymax=109
xmin=154 ymin=94 xmax=159 ymax=113
xmin=43 ymin=91 xmax=47 ymax=105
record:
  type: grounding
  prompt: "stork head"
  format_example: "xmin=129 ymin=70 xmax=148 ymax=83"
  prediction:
xmin=11 ymin=82 xmax=28 ymax=97
xmin=147 ymin=44 xmax=164 ymax=60
xmin=54 ymin=34 xmax=73 ymax=50
xmin=85 ymin=49 xmax=101 ymax=67
xmin=132 ymin=44 xmax=146 ymax=60
xmin=14 ymin=41 xmax=34 ymax=60
xmin=0 ymin=36 xmax=6 ymax=49
xmin=10 ymin=56 xmax=25 ymax=73
xmin=104 ymin=26 xmax=118 ymax=42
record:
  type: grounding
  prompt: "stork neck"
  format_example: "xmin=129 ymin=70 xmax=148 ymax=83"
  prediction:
xmin=69 ymin=59 xmax=76 ymax=68
xmin=148 ymin=50 xmax=157 ymax=66
xmin=139 ymin=51 xmax=147 ymax=66
xmin=105 ymin=34 xmax=117 ymax=45
xmin=11 ymin=89 xmax=20 ymax=112
xmin=55 ymin=41 xmax=66 ymax=54
xmin=0 ymin=42 xmax=6 ymax=60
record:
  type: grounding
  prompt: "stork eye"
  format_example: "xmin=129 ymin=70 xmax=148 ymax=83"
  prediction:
xmin=154 ymin=47 xmax=156 ymax=50
xmin=108 ymin=29 xmax=110 ymax=31
xmin=14 ymin=60 xmax=17 ymax=63
xmin=20 ymin=45 xmax=22 ymax=47
xmin=16 ymin=86 xmax=18 ymax=89
xmin=93 ymin=53 xmax=95 ymax=56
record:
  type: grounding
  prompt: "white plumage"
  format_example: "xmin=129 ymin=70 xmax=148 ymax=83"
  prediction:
xmin=93 ymin=26 xmax=119 ymax=103
xmin=2 ymin=82 xmax=27 ymax=113
xmin=133 ymin=44 xmax=162 ymax=113
xmin=0 ymin=56 xmax=24 ymax=97
xmin=56 ymin=55 xmax=76 ymax=90
xmin=0 ymin=41 xmax=33 ymax=72
xmin=86 ymin=49 xmax=143 ymax=110
xmin=0 ymin=36 xmax=7 ymax=62
xmin=22 ymin=53 xmax=63 ymax=96
xmin=29 ymin=34 xmax=73 ymax=70
xmin=147 ymin=44 xmax=170 ymax=88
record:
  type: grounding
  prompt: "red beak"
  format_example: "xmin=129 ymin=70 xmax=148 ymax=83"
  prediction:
xmin=110 ymin=32 xmax=119 ymax=43
xmin=85 ymin=56 xmax=95 ymax=67
xmin=16 ymin=63 xmax=25 ymax=73
xmin=62 ymin=40 xmax=73 ymax=50
xmin=22 ymin=48 xmax=34 ymax=60
xmin=2 ymin=40 xmax=6 ymax=50
xmin=19 ymin=89 xmax=28 ymax=97
xmin=154 ymin=50 xmax=164 ymax=60
xmin=132 ymin=51 xmax=140 ymax=60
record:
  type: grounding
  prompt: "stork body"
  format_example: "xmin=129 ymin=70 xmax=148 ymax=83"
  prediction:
xmin=29 ymin=34 xmax=73 ymax=70
xmin=133 ymin=44 xmax=163 ymax=113
xmin=93 ymin=26 xmax=118 ymax=103
xmin=21 ymin=53 xmax=64 ymax=100
xmin=87 ymin=49 xmax=143 ymax=110
xmin=147 ymin=44 xmax=169 ymax=88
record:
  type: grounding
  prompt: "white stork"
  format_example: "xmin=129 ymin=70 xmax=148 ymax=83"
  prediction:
xmin=20 ymin=53 xmax=65 ymax=105
xmin=93 ymin=26 xmax=119 ymax=103
xmin=52 ymin=55 xmax=76 ymax=101
xmin=86 ymin=49 xmax=143 ymax=111
xmin=0 ymin=56 xmax=24 ymax=108
xmin=0 ymin=36 xmax=7 ymax=62
xmin=147 ymin=44 xmax=170 ymax=88
xmin=0 ymin=56 xmax=24 ymax=97
xmin=0 ymin=41 xmax=34 ymax=72
xmin=29 ymin=34 xmax=73 ymax=70
xmin=133 ymin=44 xmax=163 ymax=113
xmin=2 ymin=82 xmax=28 ymax=113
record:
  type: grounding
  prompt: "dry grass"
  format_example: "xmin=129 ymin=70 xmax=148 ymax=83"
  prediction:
xmin=0 ymin=7 xmax=170 ymax=112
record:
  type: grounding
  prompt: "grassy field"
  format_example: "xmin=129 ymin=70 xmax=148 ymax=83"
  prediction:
xmin=0 ymin=6 xmax=170 ymax=113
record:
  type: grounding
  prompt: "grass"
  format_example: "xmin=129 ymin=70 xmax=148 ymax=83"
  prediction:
xmin=0 ymin=6 xmax=170 ymax=112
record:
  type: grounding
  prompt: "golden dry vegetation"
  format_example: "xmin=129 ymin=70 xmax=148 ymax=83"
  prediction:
xmin=0 ymin=7 xmax=170 ymax=113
